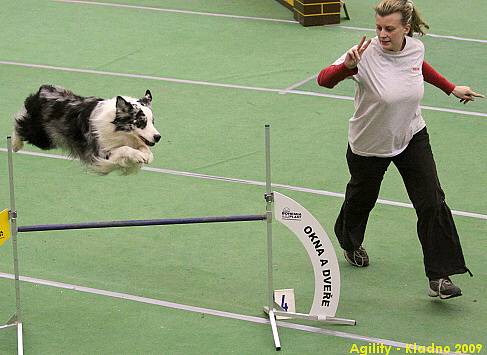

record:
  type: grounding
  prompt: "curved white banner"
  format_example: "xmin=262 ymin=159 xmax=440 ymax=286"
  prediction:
xmin=274 ymin=192 xmax=340 ymax=318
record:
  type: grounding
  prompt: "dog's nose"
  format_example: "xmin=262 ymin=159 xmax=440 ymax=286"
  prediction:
xmin=153 ymin=134 xmax=161 ymax=143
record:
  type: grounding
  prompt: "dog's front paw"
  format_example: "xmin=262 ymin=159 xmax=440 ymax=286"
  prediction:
xmin=11 ymin=131 xmax=24 ymax=152
xmin=138 ymin=147 xmax=153 ymax=164
xmin=145 ymin=151 xmax=154 ymax=164
xmin=128 ymin=150 xmax=147 ymax=165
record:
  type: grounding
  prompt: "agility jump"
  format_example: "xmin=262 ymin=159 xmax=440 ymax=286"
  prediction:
xmin=1 ymin=125 xmax=355 ymax=354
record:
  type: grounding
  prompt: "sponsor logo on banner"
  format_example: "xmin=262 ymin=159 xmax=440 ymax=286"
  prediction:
xmin=281 ymin=207 xmax=302 ymax=221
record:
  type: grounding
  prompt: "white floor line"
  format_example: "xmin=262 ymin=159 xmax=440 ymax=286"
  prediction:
xmin=1 ymin=148 xmax=486 ymax=221
xmin=418 ymin=105 xmax=487 ymax=117
xmin=52 ymin=0 xmax=297 ymax=24
xmin=289 ymin=89 xmax=355 ymax=101
xmin=0 ymin=60 xmax=282 ymax=94
xmin=0 ymin=272 xmax=463 ymax=354
xmin=51 ymin=0 xmax=487 ymax=44
xmin=338 ymin=26 xmax=487 ymax=44
xmin=424 ymin=32 xmax=487 ymax=44
xmin=279 ymin=73 xmax=318 ymax=94
xmin=1 ymin=60 xmax=485 ymax=118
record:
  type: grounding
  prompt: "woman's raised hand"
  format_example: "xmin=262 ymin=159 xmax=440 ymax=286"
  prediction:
xmin=452 ymin=86 xmax=485 ymax=104
xmin=344 ymin=36 xmax=372 ymax=69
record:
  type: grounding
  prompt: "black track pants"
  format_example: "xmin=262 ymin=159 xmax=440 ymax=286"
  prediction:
xmin=334 ymin=127 xmax=469 ymax=279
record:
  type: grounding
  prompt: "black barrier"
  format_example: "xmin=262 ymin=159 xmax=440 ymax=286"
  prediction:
xmin=17 ymin=214 xmax=267 ymax=233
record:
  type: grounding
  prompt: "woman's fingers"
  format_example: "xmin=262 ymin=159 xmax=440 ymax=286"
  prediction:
xmin=357 ymin=36 xmax=366 ymax=51
xmin=345 ymin=46 xmax=359 ymax=68
xmin=356 ymin=36 xmax=371 ymax=54
xmin=359 ymin=39 xmax=372 ymax=55
xmin=344 ymin=36 xmax=371 ymax=69
xmin=352 ymin=47 xmax=361 ymax=61
xmin=452 ymin=86 xmax=484 ymax=104
xmin=347 ymin=48 xmax=355 ymax=61
xmin=469 ymin=90 xmax=485 ymax=98
xmin=460 ymin=90 xmax=483 ymax=104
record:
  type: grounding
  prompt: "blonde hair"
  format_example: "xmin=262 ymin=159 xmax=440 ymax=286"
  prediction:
xmin=375 ymin=0 xmax=429 ymax=36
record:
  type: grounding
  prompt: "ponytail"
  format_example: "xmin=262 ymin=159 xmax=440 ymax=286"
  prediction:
xmin=409 ymin=3 xmax=429 ymax=36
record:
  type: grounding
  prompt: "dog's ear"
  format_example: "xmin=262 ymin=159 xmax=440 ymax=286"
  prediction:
xmin=116 ymin=96 xmax=132 ymax=112
xmin=139 ymin=90 xmax=152 ymax=107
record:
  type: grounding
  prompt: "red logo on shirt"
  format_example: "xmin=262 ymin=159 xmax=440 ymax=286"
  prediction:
xmin=412 ymin=67 xmax=420 ymax=72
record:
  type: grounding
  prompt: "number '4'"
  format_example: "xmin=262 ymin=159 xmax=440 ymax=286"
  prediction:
xmin=280 ymin=295 xmax=288 ymax=311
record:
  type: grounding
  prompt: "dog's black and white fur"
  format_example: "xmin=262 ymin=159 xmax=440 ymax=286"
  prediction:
xmin=12 ymin=85 xmax=161 ymax=174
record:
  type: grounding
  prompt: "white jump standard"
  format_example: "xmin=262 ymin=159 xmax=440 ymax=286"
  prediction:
xmin=1 ymin=125 xmax=355 ymax=354
xmin=262 ymin=125 xmax=355 ymax=351
xmin=1 ymin=137 xmax=24 ymax=355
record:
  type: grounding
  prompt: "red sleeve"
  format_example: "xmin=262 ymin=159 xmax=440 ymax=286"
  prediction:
xmin=317 ymin=62 xmax=358 ymax=88
xmin=422 ymin=61 xmax=456 ymax=95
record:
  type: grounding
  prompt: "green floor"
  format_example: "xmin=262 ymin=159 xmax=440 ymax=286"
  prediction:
xmin=1 ymin=0 xmax=486 ymax=354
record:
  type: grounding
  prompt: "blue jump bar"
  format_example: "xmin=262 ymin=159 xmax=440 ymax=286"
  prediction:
xmin=17 ymin=214 xmax=267 ymax=233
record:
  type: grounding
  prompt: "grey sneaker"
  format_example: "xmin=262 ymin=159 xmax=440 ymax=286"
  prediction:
xmin=428 ymin=277 xmax=462 ymax=299
xmin=344 ymin=246 xmax=369 ymax=267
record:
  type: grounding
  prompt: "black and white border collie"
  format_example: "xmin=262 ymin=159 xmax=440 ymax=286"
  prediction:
xmin=12 ymin=85 xmax=161 ymax=175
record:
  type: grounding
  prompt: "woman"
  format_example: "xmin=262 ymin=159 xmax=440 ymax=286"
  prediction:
xmin=317 ymin=0 xmax=483 ymax=299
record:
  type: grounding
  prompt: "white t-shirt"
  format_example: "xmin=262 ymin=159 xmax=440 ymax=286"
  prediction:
xmin=334 ymin=36 xmax=426 ymax=157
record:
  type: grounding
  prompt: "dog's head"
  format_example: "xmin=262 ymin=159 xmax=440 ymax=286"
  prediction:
xmin=112 ymin=90 xmax=161 ymax=146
